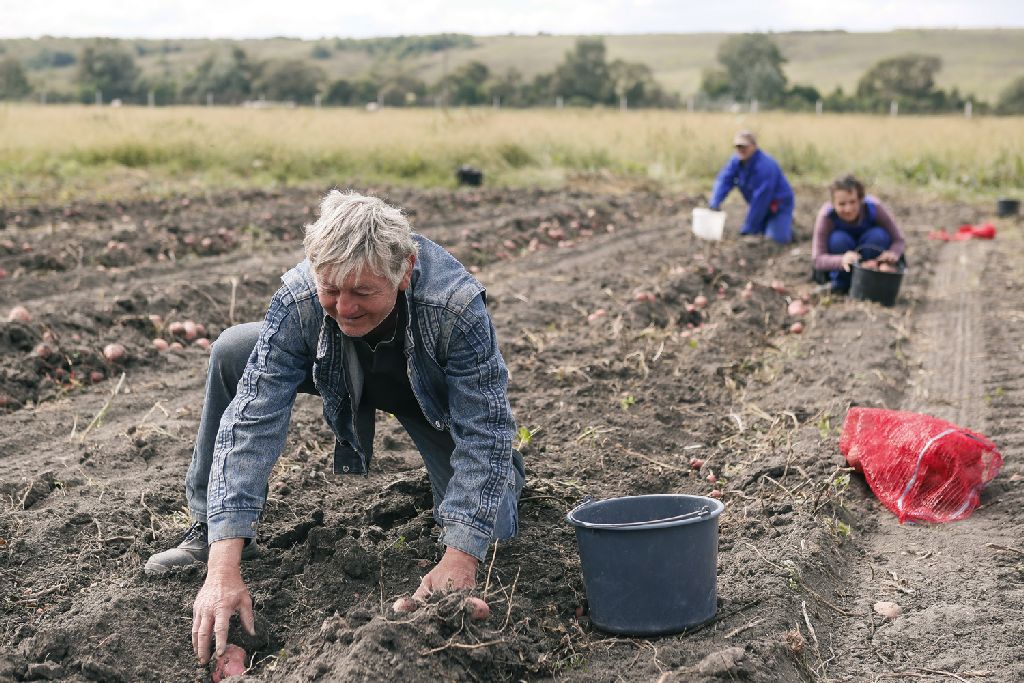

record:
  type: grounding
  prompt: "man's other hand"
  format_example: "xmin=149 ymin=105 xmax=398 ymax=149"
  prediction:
xmin=392 ymin=546 xmax=483 ymax=614
xmin=192 ymin=539 xmax=256 ymax=665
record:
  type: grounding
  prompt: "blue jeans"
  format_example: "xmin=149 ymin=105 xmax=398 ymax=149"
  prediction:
xmin=185 ymin=322 xmax=523 ymax=542
xmin=827 ymin=226 xmax=892 ymax=292
xmin=741 ymin=197 xmax=794 ymax=244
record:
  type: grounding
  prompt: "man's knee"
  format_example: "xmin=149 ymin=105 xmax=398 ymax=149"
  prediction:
xmin=210 ymin=322 xmax=261 ymax=384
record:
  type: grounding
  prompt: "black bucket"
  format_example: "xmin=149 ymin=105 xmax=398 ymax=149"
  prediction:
xmin=849 ymin=263 xmax=905 ymax=307
xmin=566 ymin=494 xmax=724 ymax=635
xmin=997 ymin=198 xmax=1020 ymax=217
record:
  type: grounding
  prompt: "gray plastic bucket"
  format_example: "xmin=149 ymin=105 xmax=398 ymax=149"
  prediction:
xmin=566 ymin=494 xmax=724 ymax=635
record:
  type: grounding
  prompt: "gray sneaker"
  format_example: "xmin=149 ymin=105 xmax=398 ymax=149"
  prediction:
xmin=144 ymin=522 xmax=258 ymax=575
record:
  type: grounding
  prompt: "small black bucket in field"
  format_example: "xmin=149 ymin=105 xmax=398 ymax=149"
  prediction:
xmin=997 ymin=198 xmax=1020 ymax=217
xmin=566 ymin=494 xmax=724 ymax=635
xmin=456 ymin=165 xmax=483 ymax=187
xmin=850 ymin=262 xmax=905 ymax=306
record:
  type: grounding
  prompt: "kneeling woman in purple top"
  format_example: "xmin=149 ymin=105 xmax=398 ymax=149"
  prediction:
xmin=811 ymin=175 xmax=905 ymax=292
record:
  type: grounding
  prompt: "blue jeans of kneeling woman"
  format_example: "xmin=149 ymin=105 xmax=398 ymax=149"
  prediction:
xmin=828 ymin=226 xmax=892 ymax=292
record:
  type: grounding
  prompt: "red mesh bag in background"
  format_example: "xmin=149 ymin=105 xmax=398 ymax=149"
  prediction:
xmin=840 ymin=408 xmax=1003 ymax=523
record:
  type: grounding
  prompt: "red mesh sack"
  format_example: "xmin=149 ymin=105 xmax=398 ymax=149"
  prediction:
xmin=840 ymin=408 xmax=1003 ymax=523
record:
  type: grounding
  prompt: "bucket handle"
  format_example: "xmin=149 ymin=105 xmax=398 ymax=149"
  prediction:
xmin=568 ymin=498 xmax=712 ymax=529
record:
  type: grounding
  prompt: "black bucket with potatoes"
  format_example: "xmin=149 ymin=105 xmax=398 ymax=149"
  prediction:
xmin=850 ymin=262 xmax=906 ymax=307
xmin=567 ymin=494 xmax=724 ymax=635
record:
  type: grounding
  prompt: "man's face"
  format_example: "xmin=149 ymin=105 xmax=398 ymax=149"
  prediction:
xmin=315 ymin=256 xmax=415 ymax=337
xmin=735 ymin=142 xmax=756 ymax=162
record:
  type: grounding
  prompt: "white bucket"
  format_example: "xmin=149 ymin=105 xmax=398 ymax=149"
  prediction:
xmin=691 ymin=208 xmax=726 ymax=241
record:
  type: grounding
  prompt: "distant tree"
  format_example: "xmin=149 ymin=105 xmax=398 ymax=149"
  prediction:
xmin=25 ymin=49 xmax=76 ymax=70
xmin=857 ymin=54 xmax=942 ymax=101
xmin=487 ymin=69 xmax=525 ymax=107
xmin=310 ymin=44 xmax=332 ymax=60
xmin=442 ymin=60 xmax=490 ymax=105
xmin=551 ymin=38 xmax=614 ymax=105
xmin=181 ymin=48 xmax=256 ymax=104
xmin=783 ymin=84 xmax=822 ymax=111
xmin=324 ymin=78 xmax=355 ymax=105
xmin=996 ymin=75 xmax=1024 ymax=115
xmin=76 ymin=40 xmax=140 ymax=101
xmin=137 ymin=74 xmax=178 ymax=105
xmin=609 ymin=60 xmax=673 ymax=106
xmin=714 ymin=33 xmax=787 ymax=105
xmin=377 ymin=74 xmax=427 ymax=106
xmin=699 ymin=68 xmax=731 ymax=100
xmin=0 ymin=57 xmax=31 ymax=99
xmin=255 ymin=59 xmax=323 ymax=103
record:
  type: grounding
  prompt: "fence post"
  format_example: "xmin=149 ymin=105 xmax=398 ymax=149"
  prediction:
xmin=148 ymin=90 xmax=155 ymax=107
xmin=890 ymin=100 xmax=898 ymax=116
xmin=687 ymin=96 xmax=694 ymax=113
xmin=493 ymin=95 xmax=500 ymax=109
xmin=964 ymin=100 xmax=972 ymax=118
xmin=816 ymin=99 xmax=823 ymax=115
xmin=95 ymin=90 xmax=102 ymax=106
xmin=207 ymin=92 xmax=213 ymax=107
xmin=750 ymin=98 xmax=759 ymax=113
xmin=40 ymin=91 xmax=47 ymax=105
xmin=619 ymin=94 xmax=627 ymax=112
xmin=315 ymin=93 xmax=322 ymax=108
xmin=556 ymin=95 xmax=563 ymax=109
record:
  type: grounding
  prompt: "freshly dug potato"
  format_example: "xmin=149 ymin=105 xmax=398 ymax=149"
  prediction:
xmin=212 ymin=644 xmax=247 ymax=683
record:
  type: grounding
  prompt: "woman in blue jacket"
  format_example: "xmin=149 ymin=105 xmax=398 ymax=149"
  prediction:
xmin=709 ymin=130 xmax=794 ymax=244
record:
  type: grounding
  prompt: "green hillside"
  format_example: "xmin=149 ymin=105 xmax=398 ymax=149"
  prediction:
xmin=2 ymin=29 xmax=1023 ymax=102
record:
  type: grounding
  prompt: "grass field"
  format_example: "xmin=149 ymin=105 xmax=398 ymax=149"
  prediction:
xmin=4 ymin=29 xmax=1024 ymax=103
xmin=1 ymin=105 xmax=1022 ymax=206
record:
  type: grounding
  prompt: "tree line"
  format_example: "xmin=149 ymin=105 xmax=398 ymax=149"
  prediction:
xmin=1 ymin=33 xmax=1023 ymax=114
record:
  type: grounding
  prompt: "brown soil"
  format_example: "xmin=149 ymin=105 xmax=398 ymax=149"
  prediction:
xmin=1 ymin=186 xmax=1021 ymax=682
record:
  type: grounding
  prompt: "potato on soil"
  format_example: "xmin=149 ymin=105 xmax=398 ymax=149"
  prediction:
xmin=212 ymin=644 xmax=247 ymax=683
xmin=103 ymin=343 xmax=127 ymax=363
xmin=7 ymin=306 xmax=31 ymax=323
xmin=789 ymin=322 xmax=804 ymax=334
xmin=464 ymin=597 xmax=490 ymax=621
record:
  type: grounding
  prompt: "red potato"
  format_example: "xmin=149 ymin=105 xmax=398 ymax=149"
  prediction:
xmin=212 ymin=644 xmax=248 ymax=683
xmin=0 ymin=267 xmax=7 ymax=279
xmin=464 ymin=597 xmax=491 ymax=621
xmin=587 ymin=309 xmax=607 ymax=323
xmin=169 ymin=342 xmax=184 ymax=350
xmin=7 ymin=306 xmax=32 ymax=323
xmin=860 ymin=260 xmax=878 ymax=270
xmin=183 ymin=321 xmax=198 ymax=340
xmin=167 ymin=321 xmax=186 ymax=337
xmin=694 ymin=295 xmax=709 ymax=309
xmin=89 ymin=371 xmax=105 ymax=384
xmin=770 ymin=280 xmax=786 ymax=294
xmin=706 ymin=473 xmax=718 ymax=484
xmin=103 ymin=343 xmax=127 ymax=363
xmin=152 ymin=338 xmax=169 ymax=352
xmin=789 ymin=322 xmax=804 ymax=335
xmin=878 ymin=262 xmax=896 ymax=273
xmin=787 ymin=300 xmax=809 ymax=317
xmin=708 ymin=489 xmax=722 ymax=499
xmin=689 ymin=457 xmax=705 ymax=469
xmin=194 ymin=338 xmax=211 ymax=349
xmin=633 ymin=291 xmax=656 ymax=303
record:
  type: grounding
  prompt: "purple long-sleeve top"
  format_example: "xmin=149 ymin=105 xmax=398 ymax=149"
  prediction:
xmin=812 ymin=196 xmax=906 ymax=272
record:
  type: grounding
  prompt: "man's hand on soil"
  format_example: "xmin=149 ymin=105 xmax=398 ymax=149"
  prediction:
xmin=192 ymin=539 xmax=256 ymax=665
xmin=392 ymin=546 xmax=480 ymax=613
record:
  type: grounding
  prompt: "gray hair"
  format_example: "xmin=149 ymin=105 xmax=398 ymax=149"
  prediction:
xmin=303 ymin=190 xmax=418 ymax=287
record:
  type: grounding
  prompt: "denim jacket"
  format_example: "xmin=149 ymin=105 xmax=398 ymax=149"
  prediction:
xmin=206 ymin=234 xmax=518 ymax=560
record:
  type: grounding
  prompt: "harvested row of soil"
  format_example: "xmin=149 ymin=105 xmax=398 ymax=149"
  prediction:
xmin=1 ymin=186 xmax=1019 ymax=682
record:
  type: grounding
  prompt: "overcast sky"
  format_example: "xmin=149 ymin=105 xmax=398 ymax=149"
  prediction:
xmin=2 ymin=0 xmax=1022 ymax=39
